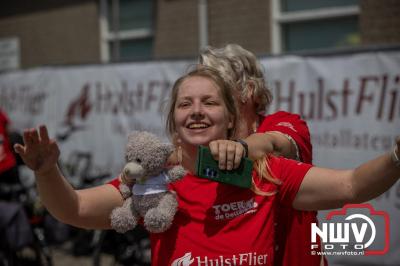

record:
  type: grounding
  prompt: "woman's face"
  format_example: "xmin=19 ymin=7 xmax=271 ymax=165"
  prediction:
xmin=174 ymin=76 xmax=233 ymax=147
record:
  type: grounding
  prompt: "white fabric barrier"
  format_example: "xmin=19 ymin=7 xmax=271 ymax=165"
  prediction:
xmin=0 ymin=50 xmax=399 ymax=265
xmin=261 ymin=51 xmax=400 ymax=265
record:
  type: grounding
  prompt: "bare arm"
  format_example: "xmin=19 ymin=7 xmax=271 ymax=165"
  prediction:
xmin=244 ymin=132 xmax=298 ymax=161
xmin=210 ymin=112 xmax=310 ymax=169
xmin=14 ymin=125 xmax=124 ymax=229
xmin=242 ymin=112 xmax=311 ymax=162
xmin=207 ymin=132 xmax=297 ymax=171
xmin=293 ymin=141 xmax=400 ymax=211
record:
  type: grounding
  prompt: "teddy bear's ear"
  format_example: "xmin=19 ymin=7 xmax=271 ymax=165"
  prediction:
xmin=127 ymin=130 xmax=142 ymax=141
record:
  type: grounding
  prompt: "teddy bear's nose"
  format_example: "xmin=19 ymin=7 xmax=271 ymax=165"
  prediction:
xmin=123 ymin=162 xmax=145 ymax=180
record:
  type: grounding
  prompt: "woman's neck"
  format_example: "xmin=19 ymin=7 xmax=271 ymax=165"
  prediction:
xmin=236 ymin=109 xmax=260 ymax=139
xmin=180 ymin=144 xmax=198 ymax=174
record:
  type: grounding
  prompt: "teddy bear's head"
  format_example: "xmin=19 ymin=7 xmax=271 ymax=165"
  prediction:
xmin=123 ymin=131 xmax=173 ymax=182
xmin=111 ymin=130 xmax=186 ymax=233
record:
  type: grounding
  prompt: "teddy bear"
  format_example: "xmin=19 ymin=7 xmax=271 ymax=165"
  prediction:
xmin=110 ymin=131 xmax=186 ymax=234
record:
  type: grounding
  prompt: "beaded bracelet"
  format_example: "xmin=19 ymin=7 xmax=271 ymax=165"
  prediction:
xmin=235 ymin=139 xmax=249 ymax=158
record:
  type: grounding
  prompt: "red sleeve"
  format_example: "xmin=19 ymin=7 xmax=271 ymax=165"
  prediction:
xmin=257 ymin=111 xmax=313 ymax=164
xmin=108 ymin=177 xmax=121 ymax=189
xmin=269 ymin=156 xmax=313 ymax=206
xmin=0 ymin=110 xmax=9 ymax=127
xmin=0 ymin=109 xmax=16 ymax=173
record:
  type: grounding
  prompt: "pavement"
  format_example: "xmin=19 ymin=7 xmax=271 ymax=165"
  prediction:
xmin=15 ymin=241 xmax=114 ymax=266
xmin=51 ymin=242 xmax=114 ymax=266
xmin=52 ymin=249 xmax=95 ymax=266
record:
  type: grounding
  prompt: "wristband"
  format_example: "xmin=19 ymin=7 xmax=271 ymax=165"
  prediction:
xmin=391 ymin=145 xmax=400 ymax=167
xmin=235 ymin=139 xmax=249 ymax=158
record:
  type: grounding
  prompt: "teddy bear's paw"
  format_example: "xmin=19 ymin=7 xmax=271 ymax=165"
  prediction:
xmin=119 ymin=184 xmax=132 ymax=199
xmin=168 ymin=165 xmax=186 ymax=182
xmin=144 ymin=209 xmax=173 ymax=233
xmin=110 ymin=207 xmax=138 ymax=233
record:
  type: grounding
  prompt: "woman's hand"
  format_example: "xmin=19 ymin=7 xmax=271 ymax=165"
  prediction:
xmin=14 ymin=125 xmax=60 ymax=176
xmin=209 ymin=140 xmax=245 ymax=170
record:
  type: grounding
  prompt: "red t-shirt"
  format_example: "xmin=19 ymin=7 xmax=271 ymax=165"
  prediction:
xmin=154 ymin=157 xmax=311 ymax=266
xmin=0 ymin=110 xmax=16 ymax=173
xmin=109 ymin=157 xmax=312 ymax=266
xmin=109 ymin=111 xmax=321 ymax=265
xmin=258 ymin=111 xmax=312 ymax=164
xmin=258 ymin=111 xmax=323 ymax=266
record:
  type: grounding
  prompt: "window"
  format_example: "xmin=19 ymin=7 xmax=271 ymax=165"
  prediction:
xmin=100 ymin=0 xmax=155 ymax=62
xmin=271 ymin=0 xmax=360 ymax=54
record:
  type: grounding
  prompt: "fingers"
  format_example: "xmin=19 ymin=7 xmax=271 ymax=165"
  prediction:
xmin=233 ymin=145 xmax=243 ymax=169
xmin=22 ymin=125 xmax=51 ymax=146
xmin=39 ymin=125 xmax=50 ymax=144
xmin=209 ymin=141 xmax=226 ymax=169
xmin=31 ymin=128 xmax=40 ymax=143
xmin=218 ymin=143 xmax=227 ymax=170
xmin=13 ymin=143 xmax=25 ymax=154
xmin=22 ymin=128 xmax=40 ymax=147
xmin=22 ymin=128 xmax=35 ymax=147
xmin=226 ymin=145 xmax=236 ymax=170
xmin=209 ymin=141 xmax=220 ymax=161
xmin=209 ymin=140 xmax=245 ymax=170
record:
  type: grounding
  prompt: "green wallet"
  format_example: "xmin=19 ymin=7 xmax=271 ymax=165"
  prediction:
xmin=195 ymin=145 xmax=253 ymax=188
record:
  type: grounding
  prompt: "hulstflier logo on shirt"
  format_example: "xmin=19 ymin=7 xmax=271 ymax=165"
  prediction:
xmin=276 ymin=122 xmax=297 ymax=132
xmin=171 ymin=252 xmax=194 ymax=266
xmin=171 ymin=252 xmax=268 ymax=266
xmin=212 ymin=198 xmax=258 ymax=220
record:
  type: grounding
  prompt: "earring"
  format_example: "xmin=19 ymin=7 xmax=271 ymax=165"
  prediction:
xmin=175 ymin=136 xmax=183 ymax=165
xmin=177 ymin=145 xmax=183 ymax=165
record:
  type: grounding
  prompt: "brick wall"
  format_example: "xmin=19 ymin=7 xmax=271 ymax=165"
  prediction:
xmin=3 ymin=1 xmax=398 ymax=67
xmin=154 ymin=0 xmax=199 ymax=59
xmin=154 ymin=0 xmax=272 ymax=59
xmin=360 ymin=0 xmax=400 ymax=45
xmin=0 ymin=1 xmax=100 ymax=68
xmin=208 ymin=0 xmax=271 ymax=56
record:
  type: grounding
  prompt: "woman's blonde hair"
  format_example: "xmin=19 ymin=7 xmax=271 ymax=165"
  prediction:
xmin=199 ymin=44 xmax=273 ymax=114
xmin=252 ymin=157 xmax=282 ymax=196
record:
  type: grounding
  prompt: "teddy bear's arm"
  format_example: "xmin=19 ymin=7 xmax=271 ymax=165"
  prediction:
xmin=119 ymin=183 xmax=133 ymax=199
xmin=166 ymin=165 xmax=186 ymax=183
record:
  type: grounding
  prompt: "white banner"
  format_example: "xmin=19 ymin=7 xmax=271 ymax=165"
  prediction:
xmin=264 ymin=52 xmax=399 ymax=168
xmin=0 ymin=61 xmax=192 ymax=185
xmin=261 ymin=51 xmax=400 ymax=265
xmin=1 ymin=51 xmax=399 ymax=265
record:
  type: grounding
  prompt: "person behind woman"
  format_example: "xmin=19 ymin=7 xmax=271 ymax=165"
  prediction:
xmin=199 ymin=44 xmax=309 ymax=162
xmin=199 ymin=44 xmax=321 ymax=266
xmin=0 ymin=108 xmax=20 ymax=200
xmin=14 ymin=67 xmax=400 ymax=265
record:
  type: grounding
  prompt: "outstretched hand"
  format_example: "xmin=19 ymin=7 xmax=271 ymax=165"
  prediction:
xmin=14 ymin=125 xmax=60 ymax=176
